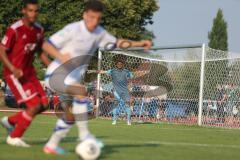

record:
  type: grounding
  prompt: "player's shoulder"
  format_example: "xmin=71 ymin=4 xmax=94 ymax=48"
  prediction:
xmin=111 ymin=68 xmax=117 ymax=72
xmin=123 ymin=69 xmax=130 ymax=73
xmin=33 ymin=22 xmax=44 ymax=31
xmin=9 ymin=20 xmax=24 ymax=31
xmin=109 ymin=68 xmax=117 ymax=74
xmin=67 ymin=21 xmax=82 ymax=30
xmin=61 ymin=21 xmax=82 ymax=34
xmin=94 ymin=25 xmax=107 ymax=35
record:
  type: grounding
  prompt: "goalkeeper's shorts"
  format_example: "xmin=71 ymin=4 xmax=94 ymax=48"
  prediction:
xmin=113 ymin=90 xmax=130 ymax=102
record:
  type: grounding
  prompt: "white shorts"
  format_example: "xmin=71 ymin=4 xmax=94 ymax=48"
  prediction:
xmin=45 ymin=60 xmax=87 ymax=92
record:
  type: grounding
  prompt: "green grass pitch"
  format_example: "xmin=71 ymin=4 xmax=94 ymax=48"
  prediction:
xmin=0 ymin=112 xmax=240 ymax=160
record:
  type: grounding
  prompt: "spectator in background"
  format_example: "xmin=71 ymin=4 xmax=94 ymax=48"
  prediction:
xmin=45 ymin=86 xmax=53 ymax=97
xmin=0 ymin=79 xmax=5 ymax=98
xmin=0 ymin=79 xmax=4 ymax=90
xmin=216 ymin=85 xmax=226 ymax=123
xmin=224 ymin=85 xmax=240 ymax=124
xmin=133 ymin=96 xmax=144 ymax=120
xmin=149 ymin=97 xmax=159 ymax=118
xmin=4 ymin=85 xmax=20 ymax=108
xmin=156 ymin=99 xmax=166 ymax=121
xmin=88 ymin=91 xmax=95 ymax=105
xmin=99 ymin=93 xmax=114 ymax=117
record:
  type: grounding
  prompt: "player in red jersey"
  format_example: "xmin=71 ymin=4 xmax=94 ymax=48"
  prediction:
xmin=0 ymin=0 xmax=50 ymax=147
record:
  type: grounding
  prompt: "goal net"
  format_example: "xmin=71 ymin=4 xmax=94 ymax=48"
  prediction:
xmin=202 ymin=47 xmax=240 ymax=128
xmin=95 ymin=45 xmax=240 ymax=128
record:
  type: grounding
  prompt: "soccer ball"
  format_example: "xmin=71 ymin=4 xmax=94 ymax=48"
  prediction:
xmin=75 ymin=138 xmax=101 ymax=160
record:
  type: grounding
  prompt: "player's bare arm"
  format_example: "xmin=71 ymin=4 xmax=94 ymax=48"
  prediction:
xmin=117 ymin=39 xmax=152 ymax=50
xmin=42 ymin=41 xmax=71 ymax=64
xmin=39 ymin=52 xmax=51 ymax=66
xmin=86 ymin=70 xmax=107 ymax=74
xmin=98 ymin=70 xmax=107 ymax=74
xmin=0 ymin=46 xmax=23 ymax=79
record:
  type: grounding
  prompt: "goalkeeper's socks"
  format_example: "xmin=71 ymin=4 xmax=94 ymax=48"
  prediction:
xmin=45 ymin=119 xmax=73 ymax=149
xmin=72 ymin=99 xmax=90 ymax=141
xmin=10 ymin=111 xmax=32 ymax=138
xmin=112 ymin=108 xmax=118 ymax=121
xmin=126 ymin=107 xmax=131 ymax=122
xmin=8 ymin=111 xmax=24 ymax=126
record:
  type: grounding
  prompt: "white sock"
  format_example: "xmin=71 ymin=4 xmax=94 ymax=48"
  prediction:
xmin=72 ymin=99 xmax=90 ymax=141
xmin=46 ymin=119 xmax=73 ymax=149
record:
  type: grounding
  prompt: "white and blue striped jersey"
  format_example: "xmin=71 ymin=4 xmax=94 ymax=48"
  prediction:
xmin=49 ymin=20 xmax=116 ymax=58
xmin=45 ymin=20 xmax=117 ymax=87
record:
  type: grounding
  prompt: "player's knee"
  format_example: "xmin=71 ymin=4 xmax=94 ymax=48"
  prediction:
xmin=38 ymin=96 xmax=50 ymax=112
xmin=62 ymin=106 xmax=75 ymax=123
xmin=66 ymin=83 xmax=87 ymax=97
xmin=27 ymin=105 xmax=42 ymax=117
xmin=25 ymin=96 xmax=46 ymax=116
xmin=64 ymin=113 xmax=75 ymax=123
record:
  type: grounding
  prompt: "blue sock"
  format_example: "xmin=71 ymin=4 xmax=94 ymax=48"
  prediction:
xmin=112 ymin=107 xmax=118 ymax=121
xmin=125 ymin=107 xmax=131 ymax=121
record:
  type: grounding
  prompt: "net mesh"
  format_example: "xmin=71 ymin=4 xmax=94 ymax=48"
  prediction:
xmin=96 ymin=47 xmax=201 ymax=124
xmin=202 ymin=48 xmax=240 ymax=128
xmin=95 ymin=46 xmax=240 ymax=128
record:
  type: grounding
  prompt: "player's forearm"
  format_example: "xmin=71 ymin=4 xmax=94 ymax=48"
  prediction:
xmin=42 ymin=41 xmax=62 ymax=61
xmin=117 ymin=39 xmax=137 ymax=48
xmin=117 ymin=39 xmax=152 ymax=50
xmin=99 ymin=70 xmax=107 ymax=74
xmin=86 ymin=70 xmax=107 ymax=74
xmin=40 ymin=52 xmax=51 ymax=66
xmin=129 ymin=41 xmax=145 ymax=47
xmin=0 ymin=46 xmax=15 ymax=72
xmin=130 ymin=40 xmax=152 ymax=49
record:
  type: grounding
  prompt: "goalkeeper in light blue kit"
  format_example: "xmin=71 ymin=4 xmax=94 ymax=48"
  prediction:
xmin=101 ymin=59 xmax=133 ymax=125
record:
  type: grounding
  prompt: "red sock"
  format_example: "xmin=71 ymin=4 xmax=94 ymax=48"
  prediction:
xmin=10 ymin=111 xmax=33 ymax=138
xmin=8 ymin=111 xmax=23 ymax=126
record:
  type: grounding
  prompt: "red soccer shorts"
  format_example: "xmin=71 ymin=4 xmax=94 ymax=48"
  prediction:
xmin=5 ymin=74 xmax=48 ymax=108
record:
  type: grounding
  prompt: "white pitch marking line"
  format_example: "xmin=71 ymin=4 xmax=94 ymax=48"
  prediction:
xmin=0 ymin=137 xmax=239 ymax=149
xmin=32 ymin=121 xmax=237 ymax=132
xmin=104 ymin=139 xmax=240 ymax=149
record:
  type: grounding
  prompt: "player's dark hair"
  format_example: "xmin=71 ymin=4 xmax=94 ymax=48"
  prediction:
xmin=84 ymin=0 xmax=105 ymax=12
xmin=23 ymin=0 xmax=39 ymax=8
xmin=114 ymin=55 xmax=126 ymax=65
xmin=115 ymin=59 xmax=125 ymax=65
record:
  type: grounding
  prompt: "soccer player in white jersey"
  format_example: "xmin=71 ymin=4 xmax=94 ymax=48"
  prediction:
xmin=42 ymin=0 xmax=152 ymax=155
